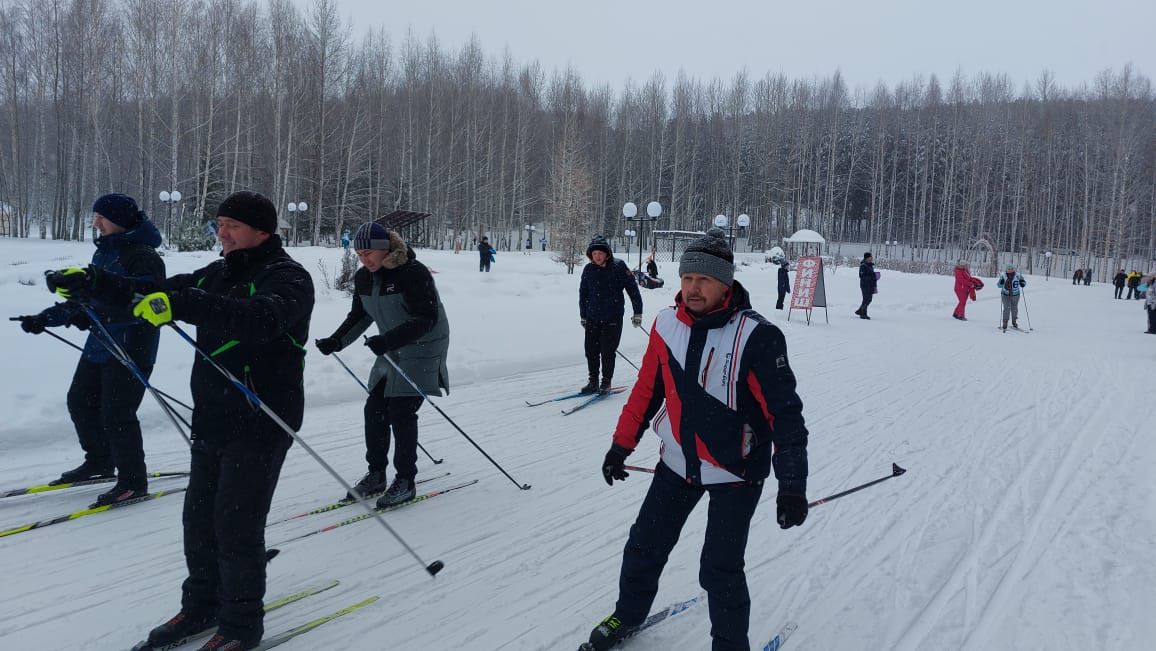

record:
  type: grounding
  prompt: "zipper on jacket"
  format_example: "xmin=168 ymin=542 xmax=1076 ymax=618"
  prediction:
xmin=700 ymin=347 xmax=715 ymax=386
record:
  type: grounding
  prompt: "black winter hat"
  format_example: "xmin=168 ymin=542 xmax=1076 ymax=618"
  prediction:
xmin=216 ymin=191 xmax=278 ymax=233
xmin=863 ymin=251 xmax=873 ymax=259
xmin=92 ymin=193 xmax=143 ymax=229
xmin=586 ymin=235 xmax=613 ymax=260
xmin=679 ymin=233 xmax=734 ymax=286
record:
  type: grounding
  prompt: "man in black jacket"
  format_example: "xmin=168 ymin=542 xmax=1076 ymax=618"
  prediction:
xmin=49 ymin=191 xmax=314 ymax=651
xmin=315 ymin=222 xmax=450 ymax=506
xmin=775 ymin=259 xmax=790 ymax=310
xmin=478 ymin=236 xmax=494 ymax=272
xmin=579 ymin=235 xmax=643 ymax=394
xmin=856 ymin=252 xmax=876 ymax=319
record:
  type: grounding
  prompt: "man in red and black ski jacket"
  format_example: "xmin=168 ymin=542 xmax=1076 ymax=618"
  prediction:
xmin=587 ymin=232 xmax=808 ymax=651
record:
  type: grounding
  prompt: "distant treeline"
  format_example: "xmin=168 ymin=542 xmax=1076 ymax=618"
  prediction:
xmin=0 ymin=0 xmax=1152 ymax=273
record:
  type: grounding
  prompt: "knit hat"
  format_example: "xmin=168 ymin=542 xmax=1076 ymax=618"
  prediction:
xmin=92 ymin=193 xmax=143 ymax=229
xmin=863 ymin=251 xmax=873 ymax=259
xmin=679 ymin=233 xmax=734 ymax=286
xmin=586 ymin=235 xmax=612 ymax=259
xmin=216 ymin=191 xmax=278 ymax=233
xmin=353 ymin=221 xmax=391 ymax=250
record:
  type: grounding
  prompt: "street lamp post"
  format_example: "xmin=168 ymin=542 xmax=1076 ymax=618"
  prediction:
xmin=524 ymin=224 xmax=536 ymax=252
xmin=158 ymin=190 xmax=182 ymax=241
xmin=1045 ymin=250 xmax=1053 ymax=281
xmin=623 ymin=201 xmax=662 ymax=272
xmin=713 ymin=213 xmax=749 ymax=252
xmin=624 ymin=229 xmax=636 ymax=257
xmin=287 ymin=201 xmax=308 ymax=244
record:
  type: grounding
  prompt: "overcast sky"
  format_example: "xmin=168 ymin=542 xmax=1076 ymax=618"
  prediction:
xmin=302 ymin=0 xmax=1154 ymax=93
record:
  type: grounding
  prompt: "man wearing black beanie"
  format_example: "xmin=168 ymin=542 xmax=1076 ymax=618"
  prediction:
xmin=46 ymin=190 xmax=314 ymax=650
xmin=586 ymin=232 xmax=809 ymax=651
xmin=578 ymin=235 xmax=643 ymax=394
xmin=16 ymin=192 xmax=164 ymax=505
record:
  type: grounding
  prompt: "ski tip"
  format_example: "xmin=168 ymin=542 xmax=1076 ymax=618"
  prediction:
xmin=266 ymin=548 xmax=281 ymax=563
xmin=892 ymin=463 xmax=907 ymax=476
xmin=425 ymin=560 xmax=445 ymax=576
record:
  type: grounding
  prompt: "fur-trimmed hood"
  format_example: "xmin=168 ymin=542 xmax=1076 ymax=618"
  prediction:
xmin=379 ymin=230 xmax=413 ymax=270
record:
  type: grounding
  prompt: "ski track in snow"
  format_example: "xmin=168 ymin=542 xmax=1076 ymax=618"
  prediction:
xmin=1 ymin=241 xmax=1154 ymax=650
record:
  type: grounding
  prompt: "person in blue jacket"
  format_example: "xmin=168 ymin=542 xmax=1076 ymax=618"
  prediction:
xmin=579 ymin=235 xmax=643 ymax=394
xmin=15 ymin=193 xmax=165 ymax=505
xmin=997 ymin=264 xmax=1027 ymax=330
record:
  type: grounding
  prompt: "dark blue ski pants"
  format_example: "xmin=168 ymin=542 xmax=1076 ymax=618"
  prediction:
xmin=615 ymin=462 xmax=764 ymax=651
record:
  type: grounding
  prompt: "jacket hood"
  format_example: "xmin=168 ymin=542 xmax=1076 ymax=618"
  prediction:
xmin=95 ymin=217 xmax=162 ymax=250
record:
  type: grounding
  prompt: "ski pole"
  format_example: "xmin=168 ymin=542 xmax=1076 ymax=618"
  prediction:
xmin=617 ymin=463 xmax=907 ymax=509
xmin=10 ymin=320 xmax=195 ymax=413
xmin=808 ymin=463 xmax=906 ymax=508
xmin=369 ymin=337 xmax=532 ymax=491
xmin=329 ymin=350 xmax=444 ymax=465
xmin=166 ymin=322 xmax=444 ymax=577
xmin=79 ymin=306 xmax=192 ymax=444
xmin=616 ymin=349 xmax=640 ymax=372
xmin=1020 ymin=290 xmax=1033 ymax=331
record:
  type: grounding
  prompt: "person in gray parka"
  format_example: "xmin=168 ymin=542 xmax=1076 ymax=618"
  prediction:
xmin=315 ymin=222 xmax=449 ymax=507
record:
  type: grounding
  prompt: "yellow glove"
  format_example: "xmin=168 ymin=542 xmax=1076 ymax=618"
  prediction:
xmin=132 ymin=292 xmax=173 ymax=327
xmin=48 ymin=267 xmax=89 ymax=300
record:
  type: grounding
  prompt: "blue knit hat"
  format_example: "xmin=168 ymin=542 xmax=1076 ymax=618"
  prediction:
xmin=353 ymin=222 xmax=391 ymax=250
xmin=92 ymin=193 xmax=142 ymax=229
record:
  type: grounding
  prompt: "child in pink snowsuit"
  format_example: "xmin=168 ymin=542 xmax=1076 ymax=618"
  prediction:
xmin=953 ymin=261 xmax=981 ymax=320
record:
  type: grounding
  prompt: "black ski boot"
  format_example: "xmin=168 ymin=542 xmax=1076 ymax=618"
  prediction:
xmin=376 ymin=477 xmax=416 ymax=508
xmin=345 ymin=469 xmax=388 ymax=501
xmin=50 ymin=460 xmax=114 ymax=486
xmin=584 ymin=614 xmax=640 ymax=650
xmin=598 ymin=377 xmax=613 ymax=394
xmin=195 ymin=634 xmax=258 ymax=651
xmin=143 ymin=611 xmax=217 ymax=648
xmin=90 ymin=485 xmax=149 ymax=508
xmin=579 ymin=377 xmax=599 ymax=395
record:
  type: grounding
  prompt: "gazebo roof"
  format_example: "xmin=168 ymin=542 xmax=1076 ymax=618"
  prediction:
xmin=783 ymin=229 xmax=826 ymax=244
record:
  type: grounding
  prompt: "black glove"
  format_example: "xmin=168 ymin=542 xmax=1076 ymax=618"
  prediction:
xmin=315 ymin=337 xmax=342 ymax=355
xmin=67 ymin=311 xmax=91 ymax=331
xmin=580 ymin=318 xmax=587 ymax=329
xmin=364 ymin=335 xmax=392 ymax=356
xmin=45 ymin=266 xmax=94 ymax=300
xmin=601 ymin=445 xmax=630 ymax=486
xmin=14 ymin=314 xmax=47 ymax=335
xmin=777 ymin=494 xmax=808 ymax=529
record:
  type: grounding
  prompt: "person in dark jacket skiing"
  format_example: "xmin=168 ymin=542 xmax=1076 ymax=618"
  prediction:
xmin=856 ymin=252 xmax=876 ymax=319
xmin=315 ymin=222 xmax=450 ymax=506
xmin=16 ymin=193 xmax=164 ymax=506
xmin=478 ymin=236 xmax=495 ymax=272
xmin=48 ymin=191 xmax=314 ymax=651
xmin=579 ymin=235 xmax=643 ymax=394
xmin=775 ymin=258 xmax=790 ymax=310
xmin=585 ymin=233 xmax=808 ymax=651
xmin=1113 ymin=270 xmax=1126 ymax=299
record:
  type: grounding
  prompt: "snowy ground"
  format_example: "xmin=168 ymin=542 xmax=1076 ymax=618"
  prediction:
xmin=0 ymin=236 xmax=1153 ymax=650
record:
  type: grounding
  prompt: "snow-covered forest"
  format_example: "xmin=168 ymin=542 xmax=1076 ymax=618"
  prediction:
xmin=0 ymin=0 xmax=1153 ymax=274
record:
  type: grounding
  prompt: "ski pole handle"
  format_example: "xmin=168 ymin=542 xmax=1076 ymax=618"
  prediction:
xmin=624 ymin=465 xmax=655 ymax=473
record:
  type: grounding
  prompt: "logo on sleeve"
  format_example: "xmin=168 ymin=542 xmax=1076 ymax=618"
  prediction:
xmin=775 ymin=355 xmax=787 ymax=369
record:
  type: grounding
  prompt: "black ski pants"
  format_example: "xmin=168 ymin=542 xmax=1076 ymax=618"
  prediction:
xmin=181 ymin=435 xmax=291 ymax=644
xmin=1115 ymin=285 xmax=1124 ymax=299
xmin=66 ymin=358 xmax=150 ymax=488
xmin=776 ymin=288 xmax=787 ymax=310
xmin=857 ymin=286 xmax=873 ymax=315
xmin=1146 ymin=306 xmax=1156 ymax=333
xmin=615 ymin=463 xmax=764 ymax=651
xmin=479 ymin=256 xmax=491 ymax=272
xmin=584 ymin=318 xmax=623 ymax=382
xmin=364 ymin=385 xmax=424 ymax=481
